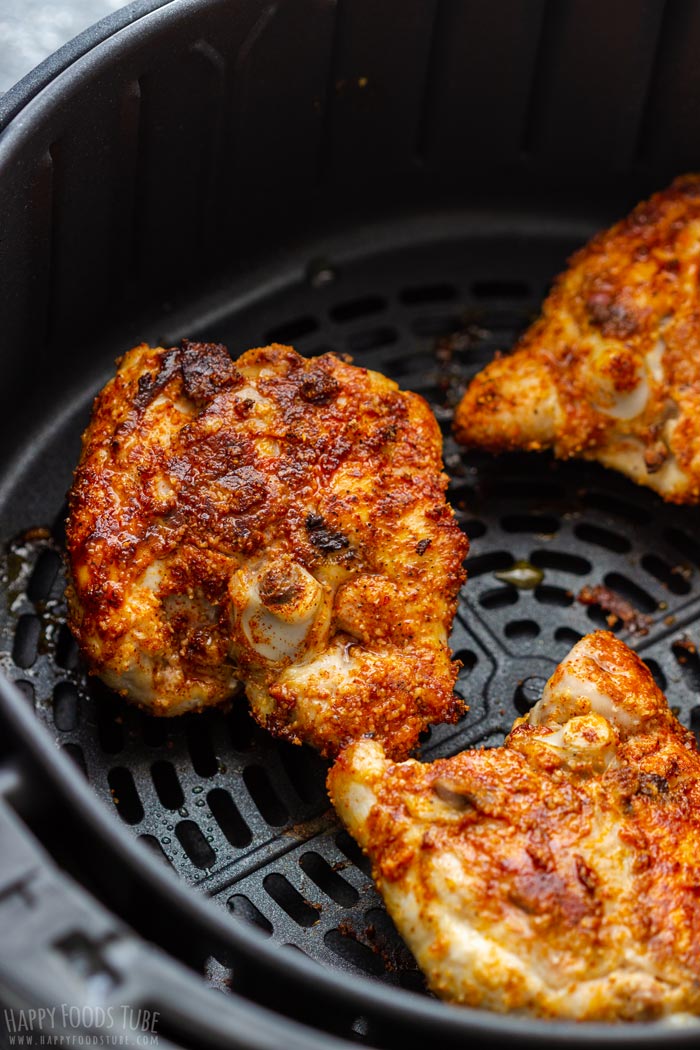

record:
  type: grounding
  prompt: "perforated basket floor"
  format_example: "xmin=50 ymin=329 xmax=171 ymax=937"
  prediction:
xmin=4 ymin=214 xmax=700 ymax=994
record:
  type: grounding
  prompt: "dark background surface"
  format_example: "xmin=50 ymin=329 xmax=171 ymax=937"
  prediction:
xmin=0 ymin=0 xmax=128 ymax=93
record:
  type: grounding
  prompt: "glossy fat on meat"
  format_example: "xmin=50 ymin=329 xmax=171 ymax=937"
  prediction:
xmin=454 ymin=174 xmax=700 ymax=503
xmin=329 ymin=632 xmax=700 ymax=1020
xmin=66 ymin=341 xmax=468 ymax=757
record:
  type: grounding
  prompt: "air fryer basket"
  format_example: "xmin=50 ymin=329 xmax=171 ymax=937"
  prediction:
xmin=3 ymin=1 xmax=700 ymax=1047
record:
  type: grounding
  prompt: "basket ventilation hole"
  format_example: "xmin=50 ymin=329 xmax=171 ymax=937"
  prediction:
xmin=265 ymin=316 xmax=319 ymax=344
xmin=574 ymin=523 xmax=631 ymax=553
xmin=12 ymin=614 xmax=41 ymax=669
xmin=176 ymin=820 xmax=215 ymax=869
xmin=690 ymin=706 xmax=700 ymax=746
xmin=14 ymin=680 xmax=35 ymax=707
xmin=331 ymin=295 xmax=386 ymax=322
xmin=479 ymin=586 xmax=518 ymax=610
xmin=108 ymin=768 xmax=144 ymax=825
xmin=410 ymin=314 xmax=462 ymax=337
xmin=207 ymin=788 xmax=252 ymax=848
xmin=55 ymin=623 xmax=80 ymax=670
xmin=530 ymin=550 xmax=591 ymax=576
xmin=363 ymin=906 xmax=418 ymax=973
xmin=461 ymin=519 xmax=487 ymax=541
xmin=389 ymin=350 xmax=436 ymax=377
xmin=323 ymin=928 xmax=384 ymax=976
xmin=51 ymin=503 xmax=69 ymax=546
xmin=243 ymin=766 xmax=288 ymax=826
xmin=95 ymin=703 xmax=125 ymax=755
xmin=672 ymin=642 xmax=700 ymax=692
xmin=399 ymin=282 xmax=457 ymax=305
xmin=466 ymin=550 xmax=512 ymax=578
xmin=513 ymin=676 xmax=547 ymax=716
xmin=139 ymin=834 xmax=174 ymax=868
xmin=585 ymin=604 xmax=623 ymax=633
xmin=450 ymin=482 xmax=475 ymax=511
xmin=228 ymin=704 xmax=256 ymax=752
xmin=505 ymin=620 xmax=540 ymax=641
xmin=346 ymin=327 xmax=398 ymax=353
xmin=28 ymin=548 xmax=62 ymax=602
xmin=227 ymin=894 xmax=273 ymax=935
xmin=501 ymin=514 xmax=559 ymax=535
xmin=299 ymin=851 xmax=359 ymax=907
xmin=643 ymin=658 xmax=667 ymax=692
xmin=53 ymin=681 xmax=79 ymax=731
xmin=142 ymin=716 xmax=168 ymax=748
xmin=664 ymin=528 xmax=700 ymax=569
xmin=487 ymin=479 xmax=564 ymax=502
xmin=400 ymin=971 xmax=428 ymax=992
xmin=454 ymin=649 xmax=477 ymax=675
xmin=603 ymin=573 xmax=657 ymax=614
xmin=555 ymin=627 xmax=583 ymax=647
xmin=263 ymin=873 xmax=319 ymax=927
xmin=641 ymin=554 xmax=691 ymax=595
xmin=335 ymin=830 xmax=372 ymax=877
xmin=62 ymin=743 xmax=87 ymax=777
xmin=581 ymin=491 xmax=650 ymax=525
xmin=186 ymin=719 xmax=218 ymax=777
xmin=534 ymin=585 xmax=574 ymax=608
xmin=472 ymin=279 xmax=532 ymax=299
xmin=151 ymin=761 xmax=185 ymax=810
xmin=278 ymin=745 xmax=329 ymax=806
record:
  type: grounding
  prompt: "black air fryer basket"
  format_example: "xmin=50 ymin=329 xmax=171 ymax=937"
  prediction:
xmin=3 ymin=1 xmax=700 ymax=1047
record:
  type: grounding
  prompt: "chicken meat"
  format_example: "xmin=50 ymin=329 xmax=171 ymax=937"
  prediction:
xmin=454 ymin=174 xmax=700 ymax=503
xmin=329 ymin=631 xmax=700 ymax=1020
xmin=66 ymin=341 xmax=468 ymax=757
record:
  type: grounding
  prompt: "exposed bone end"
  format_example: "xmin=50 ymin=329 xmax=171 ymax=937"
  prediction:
xmin=229 ymin=553 xmax=330 ymax=666
xmin=510 ymin=713 xmax=617 ymax=776
xmin=590 ymin=349 xmax=649 ymax=420
xmin=525 ymin=631 xmax=666 ymax=738
xmin=453 ymin=350 xmax=560 ymax=452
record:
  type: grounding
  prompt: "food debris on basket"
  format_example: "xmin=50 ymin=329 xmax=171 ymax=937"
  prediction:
xmin=577 ymin=583 xmax=653 ymax=635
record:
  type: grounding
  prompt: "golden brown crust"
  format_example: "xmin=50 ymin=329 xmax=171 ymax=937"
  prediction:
xmin=329 ymin=632 xmax=700 ymax=1020
xmin=454 ymin=174 xmax=700 ymax=502
xmin=66 ymin=341 xmax=468 ymax=756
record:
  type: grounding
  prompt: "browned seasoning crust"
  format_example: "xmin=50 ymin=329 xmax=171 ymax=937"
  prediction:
xmin=454 ymin=174 xmax=700 ymax=503
xmin=66 ymin=341 xmax=468 ymax=758
xmin=329 ymin=632 xmax=700 ymax=1019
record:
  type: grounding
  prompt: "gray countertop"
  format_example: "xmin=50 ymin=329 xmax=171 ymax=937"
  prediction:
xmin=0 ymin=0 xmax=129 ymax=94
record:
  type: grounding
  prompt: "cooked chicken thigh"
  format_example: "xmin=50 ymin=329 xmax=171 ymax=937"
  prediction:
xmin=329 ymin=632 xmax=700 ymax=1020
xmin=66 ymin=341 xmax=467 ymax=757
xmin=454 ymin=175 xmax=700 ymax=502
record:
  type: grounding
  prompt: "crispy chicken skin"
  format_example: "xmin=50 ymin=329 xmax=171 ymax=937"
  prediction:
xmin=66 ymin=341 xmax=467 ymax=757
xmin=329 ymin=632 xmax=700 ymax=1020
xmin=454 ymin=174 xmax=700 ymax=502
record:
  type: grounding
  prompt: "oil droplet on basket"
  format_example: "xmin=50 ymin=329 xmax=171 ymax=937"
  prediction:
xmin=192 ymin=785 xmax=203 ymax=794
xmin=495 ymin=560 xmax=544 ymax=590
xmin=178 ymin=806 xmax=189 ymax=817
xmin=162 ymin=836 xmax=171 ymax=844
xmin=195 ymin=799 xmax=205 ymax=807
